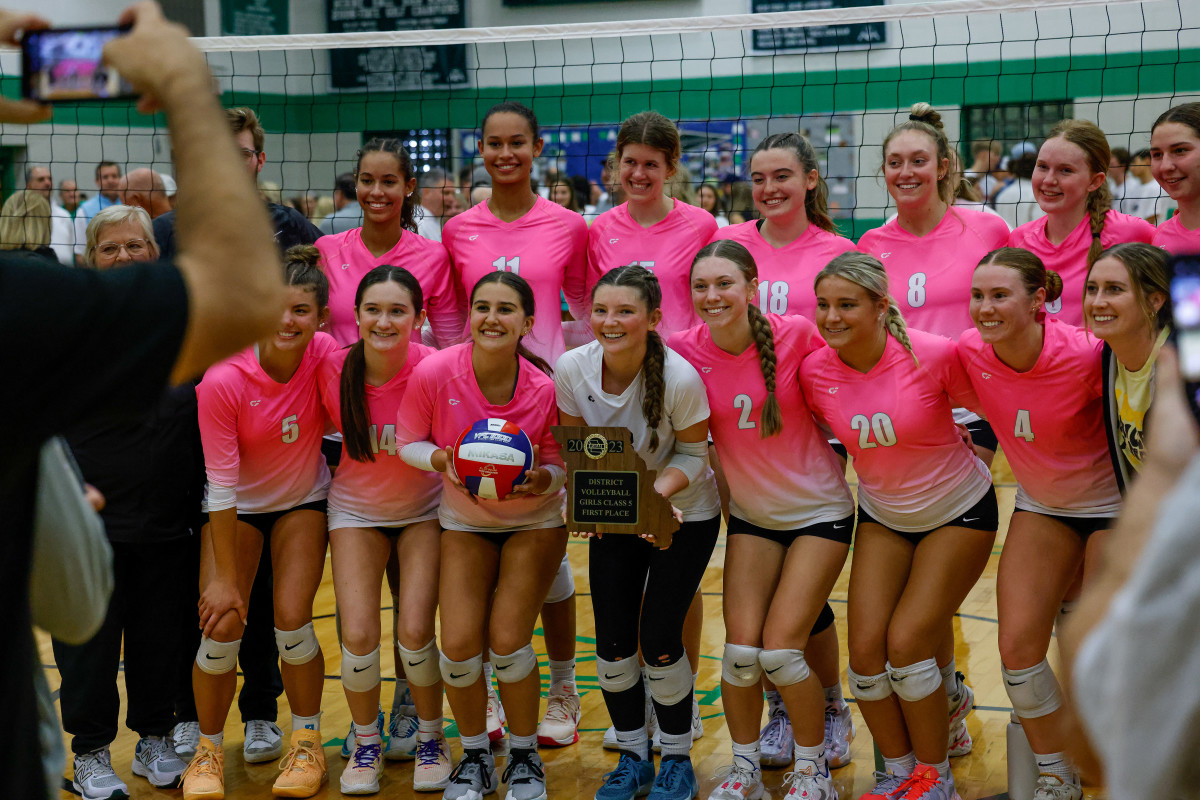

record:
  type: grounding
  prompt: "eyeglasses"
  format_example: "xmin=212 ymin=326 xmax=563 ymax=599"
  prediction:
xmin=96 ymin=239 xmax=149 ymax=258
xmin=239 ymin=148 xmax=260 ymax=160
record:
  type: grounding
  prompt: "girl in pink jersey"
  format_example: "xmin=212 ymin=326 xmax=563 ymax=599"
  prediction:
xmin=587 ymin=111 xmax=717 ymax=341
xmin=188 ymin=247 xmax=336 ymax=798
xmin=315 ymin=138 xmax=462 ymax=348
xmin=959 ymin=248 xmax=1122 ymax=800
xmin=316 ymin=266 xmax=451 ymax=794
xmin=801 ymin=253 xmax=998 ymax=800
xmin=1084 ymin=243 xmax=1170 ymax=493
xmin=396 ymin=271 xmax=568 ymax=800
xmin=556 ymin=265 xmax=720 ymax=800
xmin=1008 ymin=120 xmax=1156 ymax=325
xmin=1150 ymin=103 xmax=1200 ymax=252
xmin=670 ymin=241 xmax=854 ymax=800
xmin=711 ymin=132 xmax=856 ymax=321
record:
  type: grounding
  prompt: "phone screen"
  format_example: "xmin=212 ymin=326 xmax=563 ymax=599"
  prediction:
xmin=1170 ymin=258 xmax=1200 ymax=381
xmin=21 ymin=27 xmax=134 ymax=103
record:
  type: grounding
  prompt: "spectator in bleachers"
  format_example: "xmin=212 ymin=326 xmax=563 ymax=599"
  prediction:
xmin=0 ymin=189 xmax=55 ymax=261
xmin=548 ymin=177 xmax=582 ymax=212
xmin=72 ymin=161 xmax=122 ymax=264
xmin=1109 ymin=147 xmax=1142 ymax=215
xmin=59 ymin=178 xmax=80 ymax=215
xmin=415 ymin=166 xmax=460 ymax=241
xmin=119 ymin=168 xmax=173 ymax=219
xmin=25 ymin=164 xmax=74 ymax=265
xmin=316 ymin=172 xmax=362 ymax=235
xmin=992 ymin=151 xmax=1043 ymax=230
xmin=965 ymin=139 xmax=1003 ymax=201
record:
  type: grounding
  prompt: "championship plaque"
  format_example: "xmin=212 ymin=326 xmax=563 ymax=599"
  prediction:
xmin=551 ymin=425 xmax=679 ymax=549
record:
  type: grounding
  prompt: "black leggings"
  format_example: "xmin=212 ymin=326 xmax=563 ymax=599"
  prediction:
xmin=590 ymin=515 xmax=721 ymax=736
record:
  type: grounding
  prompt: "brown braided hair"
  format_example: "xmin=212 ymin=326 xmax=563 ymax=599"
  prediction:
xmin=690 ymin=240 xmax=783 ymax=437
xmin=1044 ymin=119 xmax=1113 ymax=273
xmin=592 ymin=265 xmax=667 ymax=452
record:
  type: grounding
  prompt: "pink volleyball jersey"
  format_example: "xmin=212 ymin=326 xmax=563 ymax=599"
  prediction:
xmin=857 ymin=207 xmax=1010 ymax=340
xmin=800 ymin=330 xmax=992 ymax=531
xmin=587 ymin=200 xmax=717 ymax=341
xmin=711 ymin=221 xmax=857 ymax=321
xmin=958 ymin=318 xmax=1121 ymax=513
xmin=197 ymin=332 xmax=337 ymax=514
xmin=394 ymin=342 xmax=565 ymax=532
xmin=669 ymin=314 xmax=854 ymax=529
xmin=315 ymin=228 xmax=462 ymax=348
xmin=317 ymin=343 xmax=442 ymax=527
xmin=1008 ymin=211 xmax=1156 ymax=326
xmin=1153 ymin=214 xmax=1200 ymax=253
xmin=442 ymin=196 xmax=589 ymax=364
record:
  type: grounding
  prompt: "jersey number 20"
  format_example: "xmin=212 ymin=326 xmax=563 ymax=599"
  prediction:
xmin=850 ymin=412 xmax=897 ymax=449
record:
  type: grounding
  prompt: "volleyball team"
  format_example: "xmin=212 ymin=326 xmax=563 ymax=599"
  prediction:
xmin=172 ymin=98 xmax=1200 ymax=800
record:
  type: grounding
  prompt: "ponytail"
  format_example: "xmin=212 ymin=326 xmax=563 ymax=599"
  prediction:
xmin=746 ymin=304 xmax=782 ymax=438
xmin=340 ymin=341 xmax=375 ymax=462
xmin=517 ymin=343 xmax=554 ymax=378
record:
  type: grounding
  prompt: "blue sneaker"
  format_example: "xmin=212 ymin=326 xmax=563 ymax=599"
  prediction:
xmin=596 ymin=752 xmax=655 ymax=800
xmin=341 ymin=707 xmax=386 ymax=759
xmin=648 ymin=757 xmax=698 ymax=800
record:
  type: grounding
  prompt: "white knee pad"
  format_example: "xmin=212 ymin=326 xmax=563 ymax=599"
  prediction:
xmin=489 ymin=644 xmax=538 ymax=683
xmin=721 ymin=643 xmax=763 ymax=688
xmin=439 ymin=652 xmax=483 ymax=689
xmin=596 ymin=655 xmax=641 ymax=693
xmin=645 ymin=656 xmax=693 ymax=707
xmin=759 ymin=648 xmax=811 ymax=688
xmin=398 ymin=639 xmax=442 ymax=687
xmin=847 ymin=666 xmax=893 ymax=702
xmin=275 ymin=623 xmax=320 ymax=666
xmin=544 ymin=554 xmax=575 ymax=604
xmin=1003 ymin=659 xmax=1062 ymax=719
xmin=196 ymin=637 xmax=241 ymax=675
xmin=888 ymin=658 xmax=942 ymax=703
xmin=341 ymin=645 xmax=381 ymax=694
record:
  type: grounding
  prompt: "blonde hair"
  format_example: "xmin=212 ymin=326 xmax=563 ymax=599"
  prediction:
xmin=816 ymin=252 xmax=918 ymax=365
xmin=0 ymin=189 xmax=51 ymax=251
xmin=84 ymin=205 xmax=158 ymax=267
xmin=883 ymin=102 xmax=955 ymax=204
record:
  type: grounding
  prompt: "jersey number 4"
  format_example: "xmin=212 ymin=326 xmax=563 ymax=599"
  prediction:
xmin=850 ymin=412 xmax=897 ymax=449
xmin=493 ymin=256 xmax=520 ymax=274
xmin=1013 ymin=409 xmax=1035 ymax=442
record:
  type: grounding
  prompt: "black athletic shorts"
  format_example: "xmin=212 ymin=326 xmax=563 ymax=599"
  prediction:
xmin=1019 ymin=510 xmax=1114 ymax=539
xmin=727 ymin=512 xmax=855 ymax=547
xmin=965 ymin=418 xmax=998 ymax=453
xmin=238 ymin=499 xmax=328 ymax=538
xmin=856 ymin=485 xmax=999 ymax=546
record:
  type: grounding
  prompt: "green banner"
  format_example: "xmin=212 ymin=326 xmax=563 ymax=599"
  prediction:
xmin=221 ymin=0 xmax=289 ymax=36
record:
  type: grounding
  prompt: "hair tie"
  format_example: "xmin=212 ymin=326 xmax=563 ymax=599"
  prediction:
xmin=909 ymin=114 xmax=924 ymax=122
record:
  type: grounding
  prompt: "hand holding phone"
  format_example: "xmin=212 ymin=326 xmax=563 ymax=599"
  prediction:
xmin=1167 ymin=254 xmax=1200 ymax=421
xmin=22 ymin=26 xmax=135 ymax=103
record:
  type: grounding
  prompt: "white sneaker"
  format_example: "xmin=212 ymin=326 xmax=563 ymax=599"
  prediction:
xmin=486 ymin=683 xmax=507 ymax=742
xmin=340 ymin=740 xmax=383 ymax=795
xmin=72 ymin=747 xmax=129 ymax=800
xmin=1033 ymin=774 xmax=1082 ymax=800
xmin=782 ymin=766 xmax=837 ymax=799
xmin=414 ymin=735 xmax=453 ymax=791
xmin=691 ymin=693 xmax=705 ymax=741
xmin=386 ymin=710 xmax=420 ymax=760
xmin=708 ymin=759 xmax=765 ymax=800
xmin=759 ymin=708 xmax=794 ymax=768
xmin=947 ymin=674 xmax=974 ymax=758
xmin=824 ymin=703 xmax=855 ymax=769
xmin=536 ymin=683 xmax=581 ymax=746
xmin=132 ymin=735 xmax=187 ymax=788
xmin=243 ymin=718 xmax=283 ymax=763
xmin=172 ymin=720 xmax=201 ymax=760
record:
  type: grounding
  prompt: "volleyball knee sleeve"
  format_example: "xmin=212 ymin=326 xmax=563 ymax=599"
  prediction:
xmin=341 ymin=645 xmax=381 ymax=693
xmin=489 ymin=644 xmax=538 ymax=683
xmin=760 ymin=648 xmax=811 ymax=688
xmin=398 ymin=639 xmax=441 ymax=687
xmin=440 ymin=652 xmax=483 ymax=688
xmin=888 ymin=658 xmax=942 ymax=703
xmin=1003 ymin=659 xmax=1062 ymax=719
xmin=721 ymin=643 xmax=763 ymax=688
xmin=196 ymin=637 xmax=241 ymax=675
xmin=544 ymin=554 xmax=575 ymax=604
xmin=847 ymin=666 xmax=893 ymax=702
xmin=275 ymin=623 xmax=320 ymax=666
xmin=596 ymin=655 xmax=641 ymax=693
xmin=645 ymin=656 xmax=693 ymax=706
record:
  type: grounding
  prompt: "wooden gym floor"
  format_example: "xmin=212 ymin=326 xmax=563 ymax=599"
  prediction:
xmin=40 ymin=455 xmax=1103 ymax=799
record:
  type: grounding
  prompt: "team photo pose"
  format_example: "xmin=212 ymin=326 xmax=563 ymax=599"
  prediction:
xmin=316 ymin=266 xmax=450 ymax=794
xmin=801 ymin=253 xmax=998 ymax=800
xmin=187 ymin=246 xmax=337 ymax=799
xmin=1150 ymin=102 xmax=1200 ymax=253
xmin=396 ymin=271 xmax=568 ymax=800
xmin=670 ymin=241 xmax=854 ymax=800
xmin=1007 ymin=119 xmax=1155 ymax=325
xmin=315 ymin=138 xmax=462 ymax=348
xmin=556 ymin=265 xmax=722 ymax=800
xmin=1083 ymin=243 xmax=1170 ymax=493
xmin=958 ymin=248 xmax=1124 ymax=800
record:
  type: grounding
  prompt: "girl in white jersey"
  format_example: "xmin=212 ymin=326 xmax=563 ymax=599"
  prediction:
xmin=556 ymin=265 xmax=721 ymax=800
xmin=186 ymin=248 xmax=336 ymax=799
xmin=317 ymin=266 xmax=450 ymax=794
xmin=802 ymin=253 xmax=998 ymax=800
xmin=1150 ymin=102 xmax=1200 ymax=253
xmin=396 ymin=271 xmax=568 ymax=800
xmin=670 ymin=241 xmax=854 ymax=800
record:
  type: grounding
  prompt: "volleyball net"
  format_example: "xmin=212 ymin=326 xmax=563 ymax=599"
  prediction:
xmin=4 ymin=0 xmax=1198 ymax=235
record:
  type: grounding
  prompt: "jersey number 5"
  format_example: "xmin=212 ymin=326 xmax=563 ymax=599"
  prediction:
xmin=281 ymin=414 xmax=299 ymax=444
xmin=1013 ymin=409 xmax=1035 ymax=442
xmin=492 ymin=256 xmax=520 ymax=274
xmin=850 ymin=412 xmax=897 ymax=449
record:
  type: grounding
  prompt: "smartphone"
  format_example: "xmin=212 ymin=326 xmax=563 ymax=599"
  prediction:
xmin=21 ymin=26 xmax=135 ymax=103
xmin=1168 ymin=254 xmax=1200 ymax=418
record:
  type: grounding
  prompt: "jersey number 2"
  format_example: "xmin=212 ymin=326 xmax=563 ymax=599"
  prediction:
xmin=493 ymin=256 xmax=520 ymax=274
xmin=850 ymin=412 xmax=897 ymax=449
xmin=734 ymin=394 xmax=755 ymax=430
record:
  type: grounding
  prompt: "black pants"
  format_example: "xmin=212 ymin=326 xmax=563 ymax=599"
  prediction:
xmin=590 ymin=515 xmax=721 ymax=735
xmin=173 ymin=538 xmax=282 ymax=724
xmin=54 ymin=538 xmax=192 ymax=755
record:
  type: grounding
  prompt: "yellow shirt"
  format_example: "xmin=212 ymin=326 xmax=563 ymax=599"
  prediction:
xmin=1114 ymin=327 xmax=1169 ymax=472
